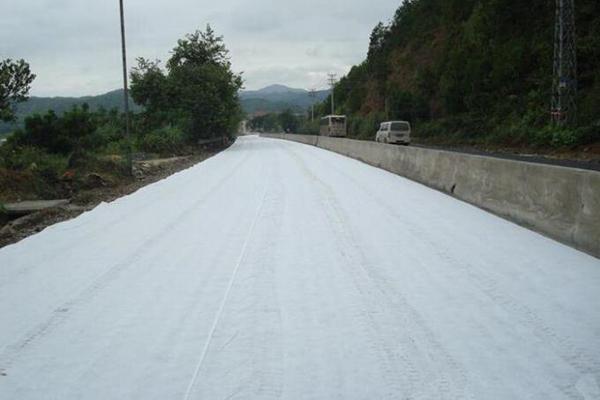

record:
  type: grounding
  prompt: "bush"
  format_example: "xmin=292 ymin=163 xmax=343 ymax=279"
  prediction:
xmin=136 ymin=126 xmax=187 ymax=155
xmin=413 ymin=120 xmax=444 ymax=139
xmin=297 ymin=119 xmax=319 ymax=135
xmin=90 ymin=121 xmax=121 ymax=148
xmin=101 ymin=139 xmax=129 ymax=156
xmin=347 ymin=113 xmax=386 ymax=140
xmin=8 ymin=106 xmax=100 ymax=155
xmin=0 ymin=146 xmax=67 ymax=176
xmin=0 ymin=147 xmax=69 ymax=201
xmin=533 ymin=125 xmax=600 ymax=148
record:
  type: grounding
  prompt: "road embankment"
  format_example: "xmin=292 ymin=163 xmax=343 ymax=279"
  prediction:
xmin=261 ymin=133 xmax=600 ymax=258
xmin=0 ymin=150 xmax=227 ymax=249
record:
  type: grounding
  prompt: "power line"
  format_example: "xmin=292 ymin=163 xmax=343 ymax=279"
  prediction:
xmin=551 ymin=0 xmax=577 ymax=126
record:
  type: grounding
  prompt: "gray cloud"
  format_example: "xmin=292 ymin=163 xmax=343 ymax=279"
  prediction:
xmin=1 ymin=0 xmax=401 ymax=96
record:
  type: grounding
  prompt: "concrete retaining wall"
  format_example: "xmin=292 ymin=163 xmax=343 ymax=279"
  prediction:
xmin=261 ymin=133 xmax=600 ymax=258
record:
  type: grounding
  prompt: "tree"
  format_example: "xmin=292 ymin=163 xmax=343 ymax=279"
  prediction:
xmin=10 ymin=105 xmax=99 ymax=155
xmin=130 ymin=58 xmax=169 ymax=113
xmin=130 ymin=25 xmax=243 ymax=140
xmin=368 ymin=22 xmax=388 ymax=60
xmin=167 ymin=25 xmax=243 ymax=140
xmin=279 ymin=109 xmax=299 ymax=133
xmin=167 ymin=25 xmax=229 ymax=71
xmin=170 ymin=62 xmax=242 ymax=139
xmin=249 ymin=113 xmax=280 ymax=132
xmin=0 ymin=59 xmax=36 ymax=122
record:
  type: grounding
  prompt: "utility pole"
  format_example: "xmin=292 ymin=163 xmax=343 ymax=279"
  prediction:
xmin=327 ymin=73 xmax=337 ymax=115
xmin=308 ymin=89 xmax=317 ymax=122
xmin=551 ymin=0 xmax=577 ymax=126
xmin=119 ymin=0 xmax=133 ymax=175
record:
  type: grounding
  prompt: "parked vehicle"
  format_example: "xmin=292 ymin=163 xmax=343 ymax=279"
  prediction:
xmin=320 ymin=115 xmax=347 ymax=137
xmin=375 ymin=121 xmax=411 ymax=145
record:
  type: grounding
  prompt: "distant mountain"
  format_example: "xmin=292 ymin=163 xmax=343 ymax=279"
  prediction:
xmin=240 ymin=85 xmax=330 ymax=116
xmin=249 ymin=84 xmax=308 ymax=95
xmin=241 ymin=98 xmax=296 ymax=115
xmin=17 ymin=89 xmax=140 ymax=116
xmin=0 ymin=89 xmax=140 ymax=135
xmin=0 ymin=85 xmax=330 ymax=135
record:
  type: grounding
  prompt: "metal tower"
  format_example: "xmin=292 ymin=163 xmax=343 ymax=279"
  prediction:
xmin=551 ymin=0 xmax=577 ymax=125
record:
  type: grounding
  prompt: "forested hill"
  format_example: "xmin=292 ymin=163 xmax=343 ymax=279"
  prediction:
xmin=240 ymin=85 xmax=329 ymax=114
xmin=0 ymin=90 xmax=140 ymax=134
xmin=0 ymin=85 xmax=329 ymax=134
xmin=322 ymin=0 xmax=600 ymax=147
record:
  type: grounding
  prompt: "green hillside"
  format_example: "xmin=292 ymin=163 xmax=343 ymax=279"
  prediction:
xmin=0 ymin=90 xmax=140 ymax=135
xmin=240 ymin=86 xmax=329 ymax=115
xmin=241 ymin=98 xmax=303 ymax=115
xmin=317 ymin=0 xmax=600 ymax=148
xmin=0 ymin=85 xmax=329 ymax=135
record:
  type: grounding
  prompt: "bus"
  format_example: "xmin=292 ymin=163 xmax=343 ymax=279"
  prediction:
xmin=320 ymin=115 xmax=347 ymax=137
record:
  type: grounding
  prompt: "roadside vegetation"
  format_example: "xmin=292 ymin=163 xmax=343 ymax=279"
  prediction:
xmin=248 ymin=109 xmax=308 ymax=134
xmin=130 ymin=25 xmax=243 ymax=144
xmin=308 ymin=0 xmax=599 ymax=152
xmin=0 ymin=25 xmax=241 ymax=203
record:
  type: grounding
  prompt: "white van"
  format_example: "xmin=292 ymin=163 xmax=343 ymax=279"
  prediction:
xmin=375 ymin=121 xmax=411 ymax=145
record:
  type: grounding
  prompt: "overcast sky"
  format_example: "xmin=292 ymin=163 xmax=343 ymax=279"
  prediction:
xmin=1 ymin=0 xmax=401 ymax=97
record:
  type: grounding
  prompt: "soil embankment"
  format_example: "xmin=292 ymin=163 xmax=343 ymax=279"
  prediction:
xmin=0 ymin=146 xmax=228 ymax=248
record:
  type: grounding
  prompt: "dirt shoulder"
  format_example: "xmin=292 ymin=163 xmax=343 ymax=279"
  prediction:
xmin=0 ymin=146 xmax=227 ymax=249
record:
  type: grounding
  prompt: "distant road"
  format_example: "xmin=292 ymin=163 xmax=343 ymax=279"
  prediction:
xmin=413 ymin=143 xmax=600 ymax=171
xmin=0 ymin=136 xmax=598 ymax=399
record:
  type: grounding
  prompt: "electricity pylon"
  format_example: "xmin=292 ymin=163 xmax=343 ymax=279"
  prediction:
xmin=551 ymin=0 xmax=577 ymax=126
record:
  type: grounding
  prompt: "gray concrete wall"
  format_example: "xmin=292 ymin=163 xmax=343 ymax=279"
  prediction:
xmin=261 ymin=133 xmax=600 ymax=258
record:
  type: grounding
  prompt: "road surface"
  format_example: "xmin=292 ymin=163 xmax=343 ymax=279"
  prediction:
xmin=1 ymin=135 xmax=599 ymax=399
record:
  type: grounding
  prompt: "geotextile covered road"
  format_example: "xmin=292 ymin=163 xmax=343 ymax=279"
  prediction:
xmin=1 ymin=135 xmax=599 ymax=399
